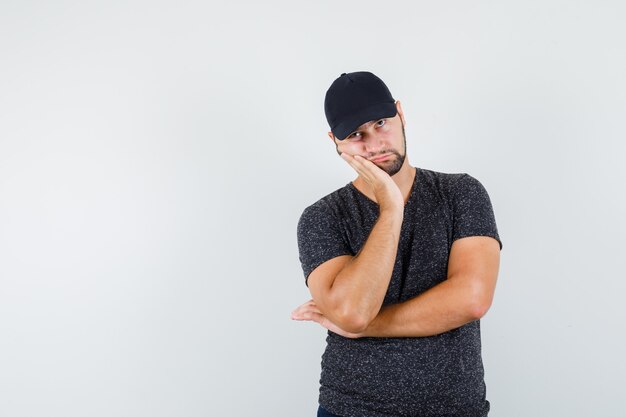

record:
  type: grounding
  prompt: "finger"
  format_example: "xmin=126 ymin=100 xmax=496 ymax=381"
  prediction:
xmin=291 ymin=303 xmax=312 ymax=319
xmin=291 ymin=305 xmax=306 ymax=318
xmin=309 ymin=305 xmax=322 ymax=314
xmin=340 ymin=152 xmax=360 ymax=173
xmin=344 ymin=153 xmax=385 ymax=180
xmin=291 ymin=305 xmax=306 ymax=317
xmin=292 ymin=299 xmax=314 ymax=313
xmin=292 ymin=303 xmax=322 ymax=319
xmin=292 ymin=310 xmax=324 ymax=322
xmin=354 ymin=155 xmax=388 ymax=178
xmin=310 ymin=311 xmax=328 ymax=325
xmin=341 ymin=153 xmax=373 ymax=180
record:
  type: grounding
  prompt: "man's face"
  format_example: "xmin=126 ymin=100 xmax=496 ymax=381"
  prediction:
xmin=330 ymin=109 xmax=407 ymax=177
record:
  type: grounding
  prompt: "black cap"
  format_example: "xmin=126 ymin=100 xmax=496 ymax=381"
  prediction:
xmin=324 ymin=71 xmax=397 ymax=141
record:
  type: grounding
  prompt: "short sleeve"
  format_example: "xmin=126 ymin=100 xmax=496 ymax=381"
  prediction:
xmin=296 ymin=203 xmax=354 ymax=287
xmin=450 ymin=174 xmax=503 ymax=250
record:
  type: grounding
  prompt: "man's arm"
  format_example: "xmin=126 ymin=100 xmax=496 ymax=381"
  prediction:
xmin=309 ymin=209 xmax=403 ymax=333
xmin=306 ymin=153 xmax=405 ymax=334
xmin=361 ymin=235 xmax=501 ymax=337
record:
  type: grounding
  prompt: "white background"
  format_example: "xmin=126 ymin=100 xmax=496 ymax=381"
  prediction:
xmin=1 ymin=1 xmax=625 ymax=416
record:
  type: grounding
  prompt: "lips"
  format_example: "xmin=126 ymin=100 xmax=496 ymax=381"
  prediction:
xmin=370 ymin=154 xmax=391 ymax=162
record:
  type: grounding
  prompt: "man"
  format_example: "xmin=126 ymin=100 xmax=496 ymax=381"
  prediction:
xmin=292 ymin=71 xmax=502 ymax=417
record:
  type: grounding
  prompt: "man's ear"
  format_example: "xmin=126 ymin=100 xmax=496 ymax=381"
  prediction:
xmin=395 ymin=100 xmax=406 ymax=127
xmin=327 ymin=131 xmax=336 ymax=142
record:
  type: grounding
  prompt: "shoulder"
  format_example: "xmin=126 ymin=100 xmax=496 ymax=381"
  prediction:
xmin=418 ymin=167 xmax=465 ymax=184
xmin=449 ymin=173 xmax=491 ymax=201
xmin=414 ymin=166 xmax=471 ymax=198
xmin=297 ymin=183 xmax=353 ymax=226
xmin=418 ymin=166 xmax=486 ymax=189
xmin=414 ymin=168 xmax=496 ymax=214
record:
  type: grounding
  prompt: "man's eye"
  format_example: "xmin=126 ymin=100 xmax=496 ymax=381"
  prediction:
xmin=349 ymin=132 xmax=361 ymax=139
xmin=376 ymin=119 xmax=386 ymax=127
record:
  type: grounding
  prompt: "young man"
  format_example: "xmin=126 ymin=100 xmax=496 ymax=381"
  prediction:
xmin=292 ymin=71 xmax=503 ymax=417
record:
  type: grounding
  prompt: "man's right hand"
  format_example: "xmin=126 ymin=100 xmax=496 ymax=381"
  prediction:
xmin=305 ymin=153 xmax=405 ymax=332
xmin=340 ymin=152 xmax=404 ymax=214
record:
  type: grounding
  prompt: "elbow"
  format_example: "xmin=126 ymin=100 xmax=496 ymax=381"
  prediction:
xmin=335 ymin=307 xmax=370 ymax=334
xmin=327 ymin=292 xmax=371 ymax=334
xmin=343 ymin=318 xmax=369 ymax=334
xmin=468 ymin=296 xmax=492 ymax=320
xmin=469 ymin=303 xmax=488 ymax=320
xmin=466 ymin=280 xmax=495 ymax=320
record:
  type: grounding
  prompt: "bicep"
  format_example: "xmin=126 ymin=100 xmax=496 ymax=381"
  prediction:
xmin=297 ymin=204 xmax=353 ymax=287
xmin=450 ymin=174 xmax=503 ymax=250
xmin=447 ymin=236 xmax=501 ymax=315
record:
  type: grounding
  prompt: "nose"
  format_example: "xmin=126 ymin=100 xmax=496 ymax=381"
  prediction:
xmin=364 ymin=132 xmax=385 ymax=154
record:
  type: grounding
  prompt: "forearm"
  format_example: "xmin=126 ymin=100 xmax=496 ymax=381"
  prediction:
xmin=361 ymin=276 xmax=483 ymax=338
xmin=329 ymin=209 xmax=403 ymax=330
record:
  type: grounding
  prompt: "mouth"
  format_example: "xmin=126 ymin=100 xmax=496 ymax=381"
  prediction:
xmin=370 ymin=154 xmax=392 ymax=162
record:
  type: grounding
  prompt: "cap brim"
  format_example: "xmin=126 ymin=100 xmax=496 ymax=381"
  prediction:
xmin=333 ymin=101 xmax=398 ymax=140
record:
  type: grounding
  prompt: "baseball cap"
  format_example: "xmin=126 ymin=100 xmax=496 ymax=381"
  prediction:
xmin=324 ymin=71 xmax=397 ymax=141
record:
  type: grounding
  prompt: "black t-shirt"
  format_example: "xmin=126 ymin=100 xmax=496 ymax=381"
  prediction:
xmin=296 ymin=167 xmax=503 ymax=417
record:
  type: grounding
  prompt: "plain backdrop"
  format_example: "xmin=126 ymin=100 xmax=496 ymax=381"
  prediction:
xmin=1 ymin=1 xmax=625 ymax=416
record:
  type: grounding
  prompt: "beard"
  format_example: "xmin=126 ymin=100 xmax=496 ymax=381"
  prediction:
xmin=377 ymin=125 xmax=407 ymax=176
xmin=337 ymin=125 xmax=407 ymax=177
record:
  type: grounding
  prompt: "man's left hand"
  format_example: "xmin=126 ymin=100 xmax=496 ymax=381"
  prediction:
xmin=290 ymin=299 xmax=363 ymax=339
